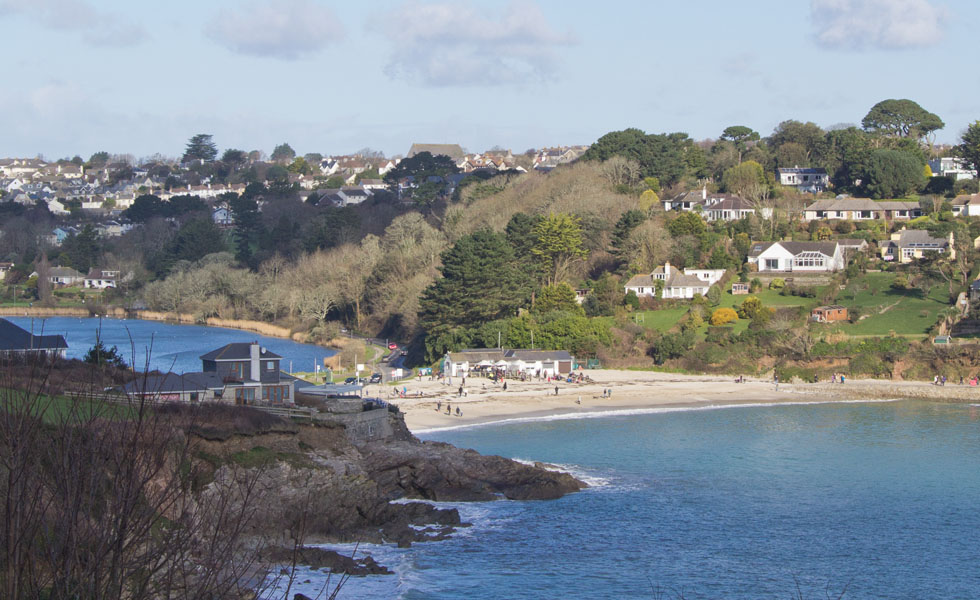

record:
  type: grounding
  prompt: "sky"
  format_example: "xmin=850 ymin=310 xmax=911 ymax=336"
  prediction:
xmin=0 ymin=0 xmax=977 ymax=161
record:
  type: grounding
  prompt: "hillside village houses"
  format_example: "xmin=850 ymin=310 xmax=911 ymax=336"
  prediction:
xmin=663 ymin=187 xmax=771 ymax=221
xmin=747 ymin=241 xmax=846 ymax=273
xmin=624 ymin=262 xmax=726 ymax=299
xmin=950 ymin=194 xmax=980 ymax=217
xmin=879 ymin=228 xmax=954 ymax=263
xmin=928 ymin=157 xmax=976 ymax=180
xmin=777 ymin=167 xmax=830 ymax=193
xmin=803 ymin=198 xmax=922 ymax=221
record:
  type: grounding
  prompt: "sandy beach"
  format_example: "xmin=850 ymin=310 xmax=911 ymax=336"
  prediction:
xmin=372 ymin=369 xmax=980 ymax=433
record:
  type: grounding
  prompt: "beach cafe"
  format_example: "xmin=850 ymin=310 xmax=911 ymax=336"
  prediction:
xmin=443 ymin=349 xmax=574 ymax=378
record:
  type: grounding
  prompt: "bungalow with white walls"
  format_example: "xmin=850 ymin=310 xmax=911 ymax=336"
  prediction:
xmin=747 ymin=241 xmax=844 ymax=272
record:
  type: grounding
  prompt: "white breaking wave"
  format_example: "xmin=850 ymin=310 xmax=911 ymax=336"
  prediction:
xmin=511 ymin=458 xmax=611 ymax=488
xmin=412 ymin=398 xmax=903 ymax=435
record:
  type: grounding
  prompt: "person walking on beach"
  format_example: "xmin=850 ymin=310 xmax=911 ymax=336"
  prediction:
xmin=436 ymin=401 xmax=441 ymax=412
xmin=554 ymin=385 xmax=559 ymax=396
xmin=455 ymin=407 xmax=461 ymax=417
xmin=503 ymin=382 xmax=507 ymax=391
xmin=458 ymin=385 xmax=463 ymax=397
xmin=446 ymin=403 xmax=451 ymax=415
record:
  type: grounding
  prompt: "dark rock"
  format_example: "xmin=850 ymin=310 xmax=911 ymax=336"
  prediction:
xmin=359 ymin=440 xmax=587 ymax=502
xmin=264 ymin=547 xmax=393 ymax=576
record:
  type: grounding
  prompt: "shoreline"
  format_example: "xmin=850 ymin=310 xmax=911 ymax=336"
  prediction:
xmin=0 ymin=306 xmax=338 ymax=350
xmin=388 ymin=370 xmax=980 ymax=434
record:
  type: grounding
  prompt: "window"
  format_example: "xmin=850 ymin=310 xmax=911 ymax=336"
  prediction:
xmin=266 ymin=360 xmax=274 ymax=370
xmin=234 ymin=388 xmax=255 ymax=405
xmin=765 ymin=258 xmax=779 ymax=270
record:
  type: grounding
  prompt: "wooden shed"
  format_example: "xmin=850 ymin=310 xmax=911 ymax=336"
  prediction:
xmin=810 ymin=305 xmax=848 ymax=323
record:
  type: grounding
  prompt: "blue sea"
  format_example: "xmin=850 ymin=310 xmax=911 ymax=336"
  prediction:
xmin=5 ymin=316 xmax=335 ymax=374
xmin=275 ymin=400 xmax=980 ymax=599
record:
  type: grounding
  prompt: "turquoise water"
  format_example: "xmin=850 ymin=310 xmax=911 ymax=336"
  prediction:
xmin=5 ymin=316 xmax=335 ymax=374
xmin=279 ymin=400 xmax=980 ymax=599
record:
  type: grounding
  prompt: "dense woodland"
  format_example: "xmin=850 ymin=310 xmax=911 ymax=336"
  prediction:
xmin=5 ymin=99 xmax=980 ymax=378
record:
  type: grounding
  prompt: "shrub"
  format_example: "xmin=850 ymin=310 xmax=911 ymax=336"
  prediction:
xmin=749 ymin=278 xmax=762 ymax=292
xmin=648 ymin=331 xmax=695 ymax=364
xmin=710 ymin=307 xmax=738 ymax=326
xmin=623 ymin=290 xmax=640 ymax=310
xmin=768 ymin=278 xmax=785 ymax=290
xmin=738 ymin=296 xmax=764 ymax=320
xmin=706 ymin=285 xmax=721 ymax=306
xmin=705 ymin=326 xmax=735 ymax=344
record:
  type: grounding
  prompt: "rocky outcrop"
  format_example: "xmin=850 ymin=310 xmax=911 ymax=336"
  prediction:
xmin=190 ymin=409 xmax=585 ymax=549
xmin=359 ymin=439 xmax=586 ymax=501
xmin=262 ymin=546 xmax=393 ymax=576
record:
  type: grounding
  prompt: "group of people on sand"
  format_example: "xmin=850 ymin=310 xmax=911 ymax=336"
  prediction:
xmin=435 ymin=401 xmax=462 ymax=417
xmin=830 ymin=373 xmax=846 ymax=384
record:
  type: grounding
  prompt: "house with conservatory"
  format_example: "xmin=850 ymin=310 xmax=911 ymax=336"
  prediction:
xmin=747 ymin=241 xmax=844 ymax=273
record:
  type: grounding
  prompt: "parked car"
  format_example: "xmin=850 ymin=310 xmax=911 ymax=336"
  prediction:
xmin=388 ymin=343 xmax=398 ymax=350
xmin=344 ymin=376 xmax=363 ymax=385
xmin=369 ymin=373 xmax=383 ymax=384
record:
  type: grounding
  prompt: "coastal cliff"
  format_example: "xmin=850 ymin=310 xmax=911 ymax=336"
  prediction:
xmin=183 ymin=406 xmax=585 ymax=549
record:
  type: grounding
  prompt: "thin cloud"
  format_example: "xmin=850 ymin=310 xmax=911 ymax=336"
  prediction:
xmin=206 ymin=0 xmax=346 ymax=60
xmin=810 ymin=0 xmax=947 ymax=50
xmin=0 ymin=0 xmax=146 ymax=47
xmin=376 ymin=0 xmax=577 ymax=87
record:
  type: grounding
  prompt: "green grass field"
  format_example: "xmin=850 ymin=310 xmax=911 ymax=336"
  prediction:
xmin=629 ymin=307 xmax=689 ymax=332
xmin=819 ymin=272 xmax=949 ymax=336
xmin=1 ymin=389 xmax=134 ymax=424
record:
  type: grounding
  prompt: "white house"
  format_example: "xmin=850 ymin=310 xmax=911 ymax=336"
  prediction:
xmin=624 ymin=262 xmax=725 ymax=299
xmin=47 ymin=266 xmax=85 ymax=286
xmin=443 ymin=349 xmax=574 ymax=378
xmin=747 ymin=241 xmax=844 ymax=272
xmin=928 ymin=157 xmax=976 ymax=181
xmin=212 ymin=205 xmax=234 ymax=227
xmin=777 ymin=167 xmax=829 ymax=192
xmin=84 ymin=269 xmax=119 ymax=289
xmin=950 ymin=195 xmax=980 ymax=217
xmin=664 ymin=188 xmax=769 ymax=221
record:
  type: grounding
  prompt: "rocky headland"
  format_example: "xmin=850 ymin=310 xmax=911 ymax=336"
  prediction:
xmin=175 ymin=404 xmax=585 ymax=556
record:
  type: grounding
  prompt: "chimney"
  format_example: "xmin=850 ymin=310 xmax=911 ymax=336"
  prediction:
xmin=664 ymin=261 xmax=671 ymax=277
xmin=702 ymin=185 xmax=707 ymax=200
xmin=250 ymin=342 xmax=260 ymax=381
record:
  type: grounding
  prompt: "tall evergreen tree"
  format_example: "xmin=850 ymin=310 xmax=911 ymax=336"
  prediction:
xmin=182 ymin=134 xmax=218 ymax=162
xmin=418 ymin=229 xmax=531 ymax=361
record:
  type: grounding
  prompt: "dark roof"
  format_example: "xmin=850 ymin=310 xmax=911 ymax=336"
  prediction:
xmin=896 ymin=229 xmax=947 ymax=248
xmin=0 ymin=318 xmax=68 ymax=352
xmin=122 ymin=371 xmax=223 ymax=395
xmin=199 ymin=343 xmax=281 ymax=362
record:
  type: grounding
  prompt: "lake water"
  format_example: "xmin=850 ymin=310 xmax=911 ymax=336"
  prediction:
xmin=276 ymin=400 xmax=980 ymax=599
xmin=5 ymin=316 xmax=335 ymax=374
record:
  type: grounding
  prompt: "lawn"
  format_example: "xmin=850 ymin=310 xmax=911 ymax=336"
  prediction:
xmin=1 ymin=389 xmax=134 ymax=424
xmin=820 ymin=272 xmax=950 ymax=336
xmin=630 ymin=307 xmax=688 ymax=332
xmin=718 ymin=285 xmax=822 ymax=310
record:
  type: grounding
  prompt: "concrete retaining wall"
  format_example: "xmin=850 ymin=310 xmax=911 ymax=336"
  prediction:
xmin=326 ymin=408 xmax=393 ymax=443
